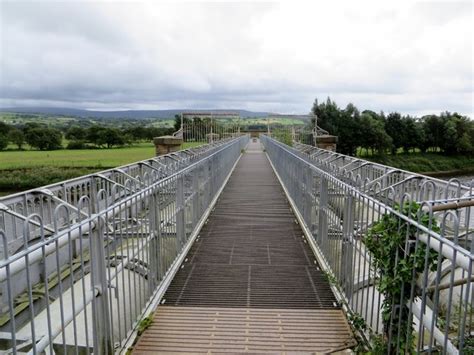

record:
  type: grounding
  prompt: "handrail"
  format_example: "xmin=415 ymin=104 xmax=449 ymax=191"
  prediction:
xmin=0 ymin=135 xmax=249 ymax=354
xmin=262 ymin=135 xmax=472 ymax=354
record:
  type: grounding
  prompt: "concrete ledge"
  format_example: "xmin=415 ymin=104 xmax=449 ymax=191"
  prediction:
xmin=315 ymin=135 xmax=337 ymax=151
xmin=153 ymin=135 xmax=183 ymax=155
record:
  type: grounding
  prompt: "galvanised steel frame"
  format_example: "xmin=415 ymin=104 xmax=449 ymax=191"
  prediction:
xmin=0 ymin=135 xmax=249 ymax=354
xmin=293 ymin=141 xmax=472 ymax=204
xmin=263 ymin=135 xmax=473 ymax=354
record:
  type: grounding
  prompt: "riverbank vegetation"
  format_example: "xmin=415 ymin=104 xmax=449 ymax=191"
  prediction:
xmin=366 ymin=153 xmax=474 ymax=176
xmin=312 ymin=97 xmax=474 ymax=174
xmin=313 ymin=97 xmax=473 ymax=157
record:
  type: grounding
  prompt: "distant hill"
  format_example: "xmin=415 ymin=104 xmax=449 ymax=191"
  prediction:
xmin=0 ymin=107 xmax=272 ymax=119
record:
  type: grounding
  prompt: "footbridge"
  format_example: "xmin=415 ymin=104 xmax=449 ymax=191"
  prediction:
xmin=0 ymin=135 xmax=472 ymax=354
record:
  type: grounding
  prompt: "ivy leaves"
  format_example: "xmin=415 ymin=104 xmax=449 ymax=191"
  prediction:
xmin=365 ymin=201 xmax=439 ymax=353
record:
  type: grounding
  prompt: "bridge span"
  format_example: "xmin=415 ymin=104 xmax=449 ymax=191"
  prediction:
xmin=0 ymin=135 xmax=472 ymax=354
xmin=132 ymin=139 xmax=355 ymax=353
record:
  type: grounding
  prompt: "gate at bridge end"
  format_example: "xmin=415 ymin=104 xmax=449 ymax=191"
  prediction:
xmin=153 ymin=135 xmax=183 ymax=155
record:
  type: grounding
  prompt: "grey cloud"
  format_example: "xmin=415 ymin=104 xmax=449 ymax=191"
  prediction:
xmin=0 ymin=1 xmax=472 ymax=116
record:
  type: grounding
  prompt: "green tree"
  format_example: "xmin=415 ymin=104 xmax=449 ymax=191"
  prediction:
xmin=458 ymin=132 xmax=473 ymax=154
xmin=65 ymin=126 xmax=87 ymax=140
xmin=0 ymin=133 xmax=8 ymax=151
xmin=311 ymin=98 xmax=361 ymax=155
xmin=0 ymin=122 xmax=11 ymax=135
xmin=102 ymin=128 xmax=125 ymax=148
xmin=25 ymin=127 xmax=62 ymax=150
xmin=123 ymin=126 xmax=147 ymax=141
xmin=174 ymin=114 xmax=182 ymax=131
xmin=8 ymin=128 xmax=25 ymax=150
xmin=86 ymin=126 xmax=125 ymax=148
xmin=86 ymin=126 xmax=107 ymax=147
xmin=400 ymin=116 xmax=424 ymax=153
xmin=422 ymin=114 xmax=443 ymax=152
xmin=337 ymin=103 xmax=361 ymax=156
xmin=359 ymin=112 xmax=392 ymax=155
xmin=437 ymin=112 xmax=471 ymax=154
xmin=145 ymin=127 xmax=174 ymax=140
xmin=311 ymin=97 xmax=341 ymax=137
xmin=23 ymin=122 xmax=42 ymax=134
xmin=385 ymin=113 xmax=404 ymax=154
xmin=442 ymin=118 xmax=458 ymax=154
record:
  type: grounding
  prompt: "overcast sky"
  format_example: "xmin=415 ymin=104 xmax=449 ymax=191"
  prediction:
xmin=0 ymin=0 xmax=472 ymax=116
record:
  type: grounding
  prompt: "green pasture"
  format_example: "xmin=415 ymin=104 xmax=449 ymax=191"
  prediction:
xmin=0 ymin=142 xmax=203 ymax=170
xmin=0 ymin=141 xmax=204 ymax=193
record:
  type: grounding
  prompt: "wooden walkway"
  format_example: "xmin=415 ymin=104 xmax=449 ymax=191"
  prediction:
xmin=133 ymin=140 xmax=355 ymax=354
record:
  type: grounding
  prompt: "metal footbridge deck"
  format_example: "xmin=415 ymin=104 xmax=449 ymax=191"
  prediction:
xmin=132 ymin=140 xmax=355 ymax=353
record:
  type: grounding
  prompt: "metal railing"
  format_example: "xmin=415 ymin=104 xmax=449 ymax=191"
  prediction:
xmin=293 ymin=141 xmax=472 ymax=207
xmin=262 ymin=135 xmax=473 ymax=354
xmin=0 ymin=135 xmax=248 ymax=354
xmin=0 ymin=137 xmax=240 ymax=260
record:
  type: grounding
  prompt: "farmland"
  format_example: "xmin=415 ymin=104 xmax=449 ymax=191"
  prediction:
xmin=0 ymin=142 xmax=156 ymax=170
xmin=0 ymin=111 xmax=309 ymax=195
xmin=0 ymin=142 xmax=202 ymax=194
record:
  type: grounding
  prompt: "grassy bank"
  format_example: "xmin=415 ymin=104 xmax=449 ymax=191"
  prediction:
xmin=365 ymin=153 xmax=474 ymax=175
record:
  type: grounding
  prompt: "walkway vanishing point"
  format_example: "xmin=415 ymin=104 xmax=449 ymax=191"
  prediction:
xmin=132 ymin=140 xmax=356 ymax=353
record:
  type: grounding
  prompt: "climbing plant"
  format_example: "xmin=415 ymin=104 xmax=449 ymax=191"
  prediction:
xmin=365 ymin=202 xmax=439 ymax=353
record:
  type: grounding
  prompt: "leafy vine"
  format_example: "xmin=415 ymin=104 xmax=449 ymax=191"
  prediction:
xmin=364 ymin=202 xmax=439 ymax=353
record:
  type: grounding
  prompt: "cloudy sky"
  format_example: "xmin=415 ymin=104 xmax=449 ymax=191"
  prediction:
xmin=0 ymin=0 xmax=472 ymax=116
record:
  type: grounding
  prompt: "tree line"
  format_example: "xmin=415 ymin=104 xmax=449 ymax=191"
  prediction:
xmin=0 ymin=122 xmax=173 ymax=151
xmin=312 ymin=97 xmax=472 ymax=156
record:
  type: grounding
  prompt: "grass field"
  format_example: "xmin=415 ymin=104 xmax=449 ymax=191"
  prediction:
xmin=0 ymin=141 xmax=204 ymax=194
xmin=0 ymin=143 xmax=155 ymax=169
xmin=0 ymin=141 xmax=205 ymax=169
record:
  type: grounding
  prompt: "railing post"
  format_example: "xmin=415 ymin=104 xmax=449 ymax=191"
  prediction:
xmin=205 ymin=158 xmax=212 ymax=206
xmin=303 ymin=166 xmax=312 ymax=225
xmin=192 ymin=167 xmax=200 ymax=227
xmin=318 ymin=177 xmax=328 ymax=246
xmin=199 ymin=164 xmax=206 ymax=215
xmin=149 ymin=188 xmax=161 ymax=283
xmin=341 ymin=193 xmax=354 ymax=293
xmin=90 ymin=216 xmax=113 ymax=354
xmin=176 ymin=175 xmax=186 ymax=249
